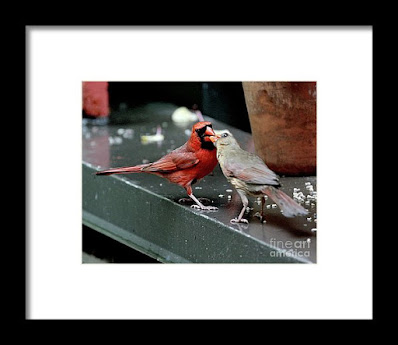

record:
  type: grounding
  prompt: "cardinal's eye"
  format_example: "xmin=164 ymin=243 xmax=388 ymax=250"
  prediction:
xmin=222 ymin=133 xmax=229 ymax=138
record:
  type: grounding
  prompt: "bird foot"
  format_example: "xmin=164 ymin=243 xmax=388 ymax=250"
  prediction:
xmin=230 ymin=218 xmax=249 ymax=224
xmin=191 ymin=204 xmax=218 ymax=211
xmin=254 ymin=212 xmax=267 ymax=223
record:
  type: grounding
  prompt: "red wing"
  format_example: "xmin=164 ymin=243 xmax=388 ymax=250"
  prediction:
xmin=142 ymin=152 xmax=199 ymax=173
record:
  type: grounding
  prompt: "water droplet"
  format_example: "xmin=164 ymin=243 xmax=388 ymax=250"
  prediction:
xmin=226 ymin=189 xmax=233 ymax=193
xmin=218 ymin=194 xmax=224 ymax=198
xmin=271 ymin=204 xmax=277 ymax=208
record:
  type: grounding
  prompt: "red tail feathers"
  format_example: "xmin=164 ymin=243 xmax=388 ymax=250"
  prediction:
xmin=95 ymin=164 xmax=149 ymax=176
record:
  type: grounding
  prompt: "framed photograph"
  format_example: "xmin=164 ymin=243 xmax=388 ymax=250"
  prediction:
xmin=27 ymin=26 xmax=372 ymax=319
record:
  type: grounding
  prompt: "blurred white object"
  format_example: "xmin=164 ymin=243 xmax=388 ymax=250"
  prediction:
xmin=141 ymin=125 xmax=164 ymax=144
xmin=171 ymin=107 xmax=197 ymax=123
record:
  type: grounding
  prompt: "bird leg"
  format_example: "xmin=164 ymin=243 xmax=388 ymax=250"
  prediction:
xmin=185 ymin=185 xmax=218 ymax=210
xmin=230 ymin=190 xmax=249 ymax=224
xmin=189 ymin=193 xmax=218 ymax=211
xmin=231 ymin=205 xmax=249 ymax=224
xmin=260 ymin=196 xmax=267 ymax=223
xmin=254 ymin=196 xmax=268 ymax=223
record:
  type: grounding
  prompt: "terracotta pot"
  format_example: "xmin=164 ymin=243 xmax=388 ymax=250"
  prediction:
xmin=242 ymin=82 xmax=316 ymax=176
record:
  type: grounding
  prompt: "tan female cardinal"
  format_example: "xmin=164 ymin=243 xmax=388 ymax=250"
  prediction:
xmin=210 ymin=132 xmax=308 ymax=223
xmin=96 ymin=121 xmax=221 ymax=210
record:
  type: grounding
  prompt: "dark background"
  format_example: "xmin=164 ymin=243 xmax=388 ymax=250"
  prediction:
xmin=108 ymin=82 xmax=252 ymax=133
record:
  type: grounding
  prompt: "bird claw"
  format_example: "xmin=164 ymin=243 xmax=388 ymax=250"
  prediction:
xmin=230 ymin=218 xmax=249 ymax=224
xmin=191 ymin=204 xmax=218 ymax=211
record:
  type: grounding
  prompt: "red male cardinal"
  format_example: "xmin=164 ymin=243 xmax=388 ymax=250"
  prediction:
xmin=210 ymin=132 xmax=308 ymax=223
xmin=96 ymin=121 xmax=221 ymax=210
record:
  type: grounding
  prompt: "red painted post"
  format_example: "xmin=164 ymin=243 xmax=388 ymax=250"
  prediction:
xmin=82 ymin=82 xmax=110 ymax=124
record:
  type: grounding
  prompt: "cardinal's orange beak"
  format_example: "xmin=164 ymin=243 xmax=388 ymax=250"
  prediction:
xmin=204 ymin=126 xmax=216 ymax=136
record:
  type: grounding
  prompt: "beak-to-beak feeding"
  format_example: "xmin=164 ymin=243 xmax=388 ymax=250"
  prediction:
xmin=209 ymin=134 xmax=221 ymax=143
xmin=204 ymin=126 xmax=221 ymax=143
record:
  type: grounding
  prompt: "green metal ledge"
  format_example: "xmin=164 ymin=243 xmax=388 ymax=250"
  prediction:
xmin=82 ymin=112 xmax=317 ymax=263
